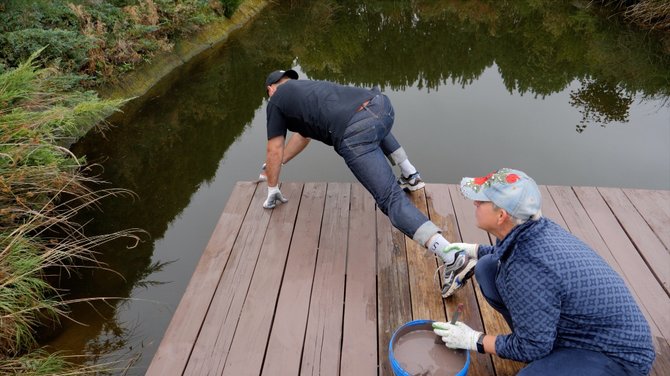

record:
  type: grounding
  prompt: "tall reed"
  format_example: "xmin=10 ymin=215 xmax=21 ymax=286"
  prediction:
xmin=1 ymin=49 xmax=141 ymax=373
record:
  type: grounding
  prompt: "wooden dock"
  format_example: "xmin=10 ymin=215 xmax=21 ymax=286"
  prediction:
xmin=147 ymin=182 xmax=670 ymax=376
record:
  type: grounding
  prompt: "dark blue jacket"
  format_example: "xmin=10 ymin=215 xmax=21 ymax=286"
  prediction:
xmin=478 ymin=217 xmax=655 ymax=375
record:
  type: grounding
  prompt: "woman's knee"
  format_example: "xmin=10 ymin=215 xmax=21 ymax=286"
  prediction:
xmin=474 ymin=255 xmax=515 ymax=330
xmin=475 ymin=254 xmax=497 ymax=281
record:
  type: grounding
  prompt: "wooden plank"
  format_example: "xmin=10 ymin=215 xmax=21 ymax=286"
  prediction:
xmin=221 ymin=182 xmax=303 ymax=376
xmin=650 ymin=340 xmax=670 ymax=376
xmin=599 ymin=187 xmax=670 ymax=295
xmin=548 ymin=186 xmax=670 ymax=376
xmin=539 ymin=185 xmax=568 ymax=229
xmin=300 ymin=183 xmax=351 ymax=376
xmin=405 ymin=189 xmax=446 ymax=321
xmin=626 ymin=189 xmax=670 ymax=218
xmin=183 ymin=183 xmax=294 ymax=375
xmin=623 ymin=189 xmax=670 ymax=251
xmin=260 ymin=183 xmax=327 ymax=376
xmin=146 ymin=182 xmax=256 ymax=376
xmin=341 ymin=183 xmax=378 ymax=376
xmin=447 ymin=184 xmax=522 ymax=376
xmin=377 ymin=209 xmax=412 ymax=376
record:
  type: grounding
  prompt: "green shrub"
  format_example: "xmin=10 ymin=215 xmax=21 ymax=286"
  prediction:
xmin=0 ymin=0 xmax=80 ymax=32
xmin=0 ymin=29 xmax=92 ymax=72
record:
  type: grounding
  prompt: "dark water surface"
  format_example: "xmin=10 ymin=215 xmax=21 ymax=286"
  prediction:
xmin=56 ymin=0 xmax=668 ymax=373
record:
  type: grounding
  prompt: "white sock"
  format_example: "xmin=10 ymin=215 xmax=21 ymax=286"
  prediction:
xmin=427 ymin=234 xmax=454 ymax=263
xmin=399 ymin=159 xmax=417 ymax=178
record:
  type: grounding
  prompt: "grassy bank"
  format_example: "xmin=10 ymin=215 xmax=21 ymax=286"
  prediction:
xmin=0 ymin=0 xmax=244 ymax=373
xmin=0 ymin=51 xmax=142 ymax=373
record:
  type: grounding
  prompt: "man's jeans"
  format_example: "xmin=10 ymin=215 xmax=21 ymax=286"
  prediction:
xmin=335 ymin=94 xmax=439 ymax=245
xmin=476 ymin=254 xmax=643 ymax=376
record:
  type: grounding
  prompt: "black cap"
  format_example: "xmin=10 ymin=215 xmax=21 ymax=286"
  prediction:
xmin=265 ymin=69 xmax=299 ymax=87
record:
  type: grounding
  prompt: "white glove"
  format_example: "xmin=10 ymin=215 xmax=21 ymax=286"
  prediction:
xmin=443 ymin=242 xmax=479 ymax=260
xmin=432 ymin=321 xmax=482 ymax=351
xmin=258 ymin=163 xmax=267 ymax=182
xmin=263 ymin=185 xmax=288 ymax=209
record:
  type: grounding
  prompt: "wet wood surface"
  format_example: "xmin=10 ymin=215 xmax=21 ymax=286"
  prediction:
xmin=147 ymin=182 xmax=670 ymax=376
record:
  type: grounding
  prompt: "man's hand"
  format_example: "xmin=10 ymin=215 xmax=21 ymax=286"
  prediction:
xmin=443 ymin=242 xmax=479 ymax=259
xmin=263 ymin=185 xmax=288 ymax=209
xmin=432 ymin=321 xmax=482 ymax=351
xmin=258 ymin=163 xmax=268 ymax=182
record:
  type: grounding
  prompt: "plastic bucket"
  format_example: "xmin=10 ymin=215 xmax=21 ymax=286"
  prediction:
xmin=389 ymin=319 xmax=470 ymax=376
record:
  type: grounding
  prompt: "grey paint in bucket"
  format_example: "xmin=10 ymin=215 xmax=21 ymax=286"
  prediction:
xmin=390 ymin=320 xmax=469 ymax=375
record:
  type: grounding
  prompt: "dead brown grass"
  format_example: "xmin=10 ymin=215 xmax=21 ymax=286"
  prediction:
xmin=624 ymin=0 xmax=670 ymax=31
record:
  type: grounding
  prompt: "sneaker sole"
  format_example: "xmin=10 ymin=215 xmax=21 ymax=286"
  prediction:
xmin=441 ymin=259 xmax=477 ymax=298
xmin=400 ymin=181 xmax=426 ymax=192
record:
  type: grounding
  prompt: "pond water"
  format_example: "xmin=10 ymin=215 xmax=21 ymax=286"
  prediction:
xmin=55 ymin=0 xmax=668 ymax=373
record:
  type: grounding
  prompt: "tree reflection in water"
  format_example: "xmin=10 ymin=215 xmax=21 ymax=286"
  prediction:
xmin=570 ymin=80 xmax=634 ymax=133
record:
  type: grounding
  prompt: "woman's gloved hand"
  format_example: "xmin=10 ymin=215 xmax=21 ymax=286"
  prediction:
xmin=432 ymin=321 xmax=482 ymax=351
xmin=443 ymin=242 xmax=479 ymax=259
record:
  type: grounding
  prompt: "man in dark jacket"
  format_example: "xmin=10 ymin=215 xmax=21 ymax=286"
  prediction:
xmin=433 ymin=168 xmax=655 ymax=375
xmin=260 ymin=69 xmax=470 ymax=296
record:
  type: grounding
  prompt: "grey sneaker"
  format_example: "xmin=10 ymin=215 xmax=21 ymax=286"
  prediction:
xmin=440 ymin=250 xmax=477 ymax=298
xmin=398 ymin=172 xmax=425 ymax=192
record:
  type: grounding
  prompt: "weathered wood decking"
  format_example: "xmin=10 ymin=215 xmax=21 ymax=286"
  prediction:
xmin=147 ymin=182 xmax=670 ymax=376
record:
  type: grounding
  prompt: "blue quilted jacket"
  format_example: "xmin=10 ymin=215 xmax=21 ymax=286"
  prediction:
xmin=478 ymin=217 xmax=655 ymax=375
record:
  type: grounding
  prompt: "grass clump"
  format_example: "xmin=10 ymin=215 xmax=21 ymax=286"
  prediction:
xmin=0 ymin=50 xmax=141 ymax=373
xmin=624 ymin=0 xmax=670 ymax=31
xmin=0 ymin=349 xmax=128 ymax=374
xmin=595 ymin=0 xmax=670 ymax=31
